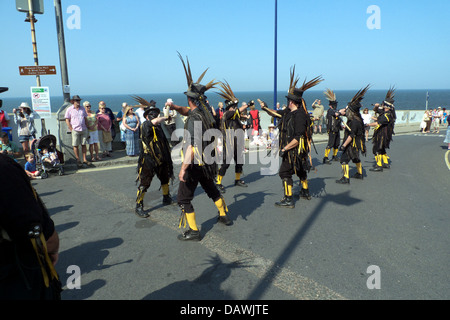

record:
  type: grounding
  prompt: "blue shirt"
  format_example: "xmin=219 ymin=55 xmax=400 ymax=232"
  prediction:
xmin=25 ymin=161 xmax=36 ymax=172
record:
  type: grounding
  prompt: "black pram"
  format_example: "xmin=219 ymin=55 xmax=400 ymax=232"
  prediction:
xmin=31 ymin=134 xmax=64 ymax=178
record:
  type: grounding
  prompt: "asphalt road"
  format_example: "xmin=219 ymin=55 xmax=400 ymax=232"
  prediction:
xmin=33 ymin=132 xmax=449 ymax=301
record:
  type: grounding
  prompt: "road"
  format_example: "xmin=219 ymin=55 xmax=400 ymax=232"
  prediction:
xmin=33 ymin=132 xmax=449 ymax=302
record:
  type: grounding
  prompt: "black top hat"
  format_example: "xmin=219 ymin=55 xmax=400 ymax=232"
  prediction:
xmin=347 ymin=85 xmax=371 ymax=114
xmin=144 ymin=106 xmax=161 ymax=119
xmin=70 ymin=95 xmax=82 ymax=102
xmin=286 ymin=88 xmax=305 ymax=104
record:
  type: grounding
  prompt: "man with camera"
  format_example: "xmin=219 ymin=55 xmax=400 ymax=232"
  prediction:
xmin=312 ymin=99 xmax=325 ymax=134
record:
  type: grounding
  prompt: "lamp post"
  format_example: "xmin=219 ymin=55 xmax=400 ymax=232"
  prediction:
xmin=25 ymin=0 xmax=48 ymax=136
xmin=273 ymin=0 xmax=278 ymax=109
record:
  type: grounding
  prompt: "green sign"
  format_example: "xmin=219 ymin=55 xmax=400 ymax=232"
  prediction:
xmin=16 ymin=0 xmax=44 ymax=14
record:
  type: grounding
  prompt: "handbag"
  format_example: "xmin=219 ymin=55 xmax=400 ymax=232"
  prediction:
xmin=120 ymin=122 xmax=126 ymax=132
xmin=102 ymin=130 xmax=113 ymax=143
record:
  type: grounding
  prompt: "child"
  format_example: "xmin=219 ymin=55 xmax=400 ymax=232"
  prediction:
xmin=24 ymin=152 xmax=41 ymax=179
xmin=41 ymin=148 xmax=59 ymax=166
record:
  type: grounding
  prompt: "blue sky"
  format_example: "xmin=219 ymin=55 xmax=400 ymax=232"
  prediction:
xmin=1 ymin=0 xmax=449 ymax=98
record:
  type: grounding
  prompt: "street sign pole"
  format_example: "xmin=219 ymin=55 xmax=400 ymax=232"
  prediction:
xmin=26 ymin=0 xmax=47 ymax=136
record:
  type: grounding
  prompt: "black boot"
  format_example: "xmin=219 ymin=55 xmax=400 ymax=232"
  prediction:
xmin=177 ymin=228 xmax=202 ymax=241
xmin=352 ymin=172 xmax=364 ymax=180
xmin=135 ymin=203 xmax=149 ymax=218
xmin=275 ymin=196 xmax=295 ymax=209
xmin=163 ymin=194 xmax=174 ymax=206
xmin=369 ymin=166 xmax=383 ymax=172
xmin=332 ymin=155 xmax=340 ymax=162
xmin=216 ymin=184 xmax=226 ymax=194
xmin=336 ymin=176 xmax=350 ymax=184
xmin=217 ymin=214 xmax=232 ymax=226
xmin=300 ymin=188 xmax=312 ymax=200
xmin=234 ymin=179 xmax=248 ymax=187
xmin=323 ymin=157 xmax=332 ymax=165
xmin=382 ymin=163 xmax=390 ymax=169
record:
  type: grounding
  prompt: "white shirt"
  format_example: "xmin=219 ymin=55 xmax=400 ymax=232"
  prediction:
xmin=135 ymin=108 xmax=146 ymax=124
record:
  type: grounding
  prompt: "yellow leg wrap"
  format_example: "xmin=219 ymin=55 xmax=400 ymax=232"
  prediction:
xmin=214 ymin=197 xmax=228 ymax=216
xmin=324 ymin=148 xmax=330 ymax=158
xmin=136 ymin=189 xmax=146 ymax=203
xmin=376 ymin=155 xmax=382 ymax=167
xmin=161 ymin=184 xmax=169 ymax=196
xmin=186 ymin=212 xmax=198 ymax=231
xmin=301 ymin=180 xmax=308 ymax=189
xmin=382 ymin=154 xmax=389 ymax=164
xmin=356 ymin=162 xmax=362 ymax=174
xmin=342 ymin=164 xmax=349 ymax=178
xmin=333 ymin=148 xmax=339 ymax=156
xmin=235 ymin=172 xmax=241 ymax=181
xmin=217 ymin=175 xmax=223 ymax=185
xmin=284 ymin=181 xmax=293 ymax=196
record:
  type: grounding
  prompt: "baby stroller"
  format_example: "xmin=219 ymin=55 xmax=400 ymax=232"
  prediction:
xmin=31 ymin=134 xmax=64 ymax=178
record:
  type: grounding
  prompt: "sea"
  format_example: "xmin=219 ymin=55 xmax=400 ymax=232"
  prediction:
xmin=1 ymin=89 xmax=449 ymax=113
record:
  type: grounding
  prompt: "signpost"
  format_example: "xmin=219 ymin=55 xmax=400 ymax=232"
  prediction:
xmin=30 ymin=87 xmax=52 ymax=119
xmin=19 ymin=65 xmax=57 ymax=76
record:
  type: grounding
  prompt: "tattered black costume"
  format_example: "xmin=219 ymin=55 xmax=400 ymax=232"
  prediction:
xmin=135 ymin=104 xmax=174 ymax=217
xmin=262 ymin=67 xmax=323 ymax=208
xmin=336 ymin=86 xmax=369 ymax=184
xmin=216 ymin=81 xmax=248 ymax=193
xmin=370 ymin=87 xmax=396 ymax=172
xmin=323 ymin=89 xmax=342 ymax=164
xmin=175 ymin=53 xmax=231 ymax=242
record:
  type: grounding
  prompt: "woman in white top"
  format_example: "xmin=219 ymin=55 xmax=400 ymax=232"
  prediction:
xmin=12 ymin=102 xmax=36 ymax=153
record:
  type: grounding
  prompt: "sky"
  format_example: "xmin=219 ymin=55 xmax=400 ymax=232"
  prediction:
xmin=1 ymin=0 xmax=450 ymax=98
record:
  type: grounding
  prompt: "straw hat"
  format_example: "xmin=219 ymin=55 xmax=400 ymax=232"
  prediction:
xmin=19 ymin=102 xmax=31 ymax=109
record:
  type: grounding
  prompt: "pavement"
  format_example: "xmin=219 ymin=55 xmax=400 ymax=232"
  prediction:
xmin=25 ymin=120 xmax=449 ymax=305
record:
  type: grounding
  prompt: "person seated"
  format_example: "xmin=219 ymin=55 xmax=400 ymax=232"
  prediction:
xmin=41 ymin=148 xmax=59 ymax=166
xmin=24 ymin=152 xmax=41 ymax=179
xmin=0 ymin=131 xmax=21 ymax=160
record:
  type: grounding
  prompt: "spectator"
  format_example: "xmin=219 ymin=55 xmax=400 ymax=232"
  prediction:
xmin=84 ymin=101 xmax=101 ymax=162
xmin=135 ymin=104 xmax=147 ymax=125
xmin=24 ymin=152 xmax=41 ymax=179
xmin=424 ymin=110 xmax=432 ymax=133
xmin=361 ymin=108 xmax=372 ymax=141
xmin=432 ymin=108 xmax=440 ymax=133
xmin=0 ymin=107 xmax=10 ymax=128
xmin=312 ymin=99 xmax=324 ymax=134
xmin=122 ymin=105 xmax=140 ymax=157
xmin=163 ymin=99 xmax=178 ymax=146
xmin=116 ymin=102 xmax=128 ymax=144
xmin=215 ymin=102 xmax=225 ymax=123
xmin=13 ymin=102 xmax=36 ymax=153
xmin=97 ymin=102 xmax=113 ymax=158
xmin=249 ymin=102 xmax=261 ymax=137
xmin=443 ymin=108 xmax=447 ymax=124
xmin=0 ymin=154 xmax=61 ymax=300
xmin=65 ymin=95 xmax=90 ymax=168
xmin=96 ymin=101 xmax=115 ymax=152
xmin=0 ymin=131 xmax=21 ymax=159
xmin=444 ymin=114 xmax=450 ymax=149
xmin=41 ymin=148 xmax=59 ymax=166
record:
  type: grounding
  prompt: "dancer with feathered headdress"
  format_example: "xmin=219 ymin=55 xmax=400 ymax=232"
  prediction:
xmin=323 ymin=88 xmax=342 ymax=164
xmin=215 ymin=80 xmax=251 ymax=193
xmin=260 ymin=66 xmax=323 ymax=208
xmin=368 ymin=86 xmax=396 ymax=171
xmin=335 ymin=85 xmax=370 ymax=184
xmin=165 ymin=52 xmax=232 ymax=241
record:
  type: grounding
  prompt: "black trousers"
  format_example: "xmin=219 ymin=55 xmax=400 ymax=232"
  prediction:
xmin=138 ymin=163 xmax=170 ymax=192
xmin=218 ymin=145 xmax=243 ymax=176
xmin=340 ymin=147 xmax=361 ymax=165
xmin=326 ymin=131 xmax=340 ymax=149
xmin=279 ymin=155 xmax=307 ymax=184
xmin=177 ymin=165 xmax=221 ymax=213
